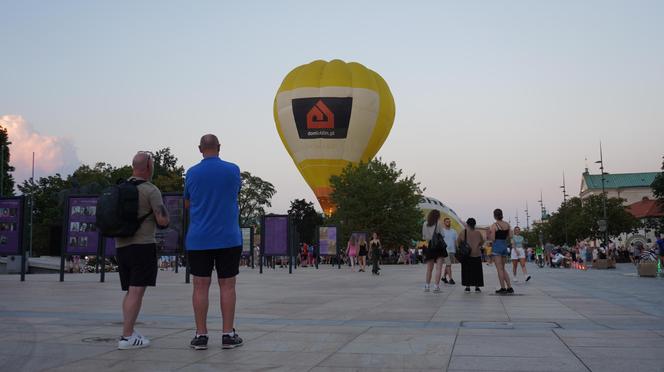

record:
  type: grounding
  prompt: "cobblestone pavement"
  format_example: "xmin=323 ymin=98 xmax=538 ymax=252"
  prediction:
xmin=1 ymin=262 xmax=663 ymax=371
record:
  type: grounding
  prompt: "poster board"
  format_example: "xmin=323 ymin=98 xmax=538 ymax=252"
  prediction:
xmin=155 ymin=194 xmax=183 ymax=254
xmin=241 ymin=227 xmax=253 ymax=256
xmin=318 ymin=226 xmax=337 ymax=256
xmin=262 ymin=215 xmax=289 ymax=256
xmin=0 ymin=197 xmax=23 ymax=256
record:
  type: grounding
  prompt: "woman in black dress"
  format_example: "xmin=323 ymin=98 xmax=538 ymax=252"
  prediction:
xmin=358 ymin=236 xmax=368 ymax=272
xmin=369 ymin=232 xmax=382 ymax=275
xmin=458 ymin=218 xmax=485 ymax=292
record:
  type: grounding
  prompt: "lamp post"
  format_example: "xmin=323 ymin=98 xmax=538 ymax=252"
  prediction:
xmin=0 ymin=139 xmax=11 ymax=197
xmin=560 ymin=172 xmax=569 ymax=245
xmin=524 ymin=201 xmax=530 ymax=231
xmin=595 ymin=143 xmax=609 ymax=246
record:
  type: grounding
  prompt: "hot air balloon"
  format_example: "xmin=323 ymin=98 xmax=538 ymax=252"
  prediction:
xmin=273 ymin=59 xmax=395 ymax=215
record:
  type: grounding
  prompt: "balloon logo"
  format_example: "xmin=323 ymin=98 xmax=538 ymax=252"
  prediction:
xmin=274 ymin=59 xmax=395 ymax=215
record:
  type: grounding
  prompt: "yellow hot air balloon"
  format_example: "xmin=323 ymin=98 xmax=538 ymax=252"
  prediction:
xmin=274 ymin=59 xmax=395 ymax=215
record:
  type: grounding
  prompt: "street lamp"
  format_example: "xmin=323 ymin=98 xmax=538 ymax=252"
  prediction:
xmin=560 ymin=172 xmax=570 ymax=245
xmin=595 ymin=142 xmax=609 ymax=246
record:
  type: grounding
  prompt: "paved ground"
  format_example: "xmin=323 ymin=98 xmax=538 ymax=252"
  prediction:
xmin=0 ymin=262 xmax=663 ymax=372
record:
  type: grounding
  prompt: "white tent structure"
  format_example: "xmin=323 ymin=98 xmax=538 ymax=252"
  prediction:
xmin=418 ymin=196 xmax=465 ymax=233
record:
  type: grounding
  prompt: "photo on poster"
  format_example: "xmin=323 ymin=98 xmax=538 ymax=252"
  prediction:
xmin=78 ymin=236 xmax=88 ymax=248
xmin=8 ymin=208 xmax=16 ymax=217
xmin=70 ymin=222 xmax=80 ymax=232
xmin=69 ymin=237 xmax=78 ymax=247
xmin=84 ymin=206 xmax=96 ymax=217
xmin=1 ymin=208 xmax=8 ymax=217
xmin=71 ymin=206 xmax=82 ymax=216
xmin=0 ymin=235 xmax=7 ymax=245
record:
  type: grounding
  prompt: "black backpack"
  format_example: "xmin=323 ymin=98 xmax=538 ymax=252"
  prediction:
xmin=96 ymin=179 xmax=153 ymax=237
xmin=429 ymin=224 xmax=448 ymax=257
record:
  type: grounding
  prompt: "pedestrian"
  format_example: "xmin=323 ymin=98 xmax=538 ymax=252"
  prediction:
xmin=358 ymin=235 xmax=368 ymax=272
xmin=657 ymin=234 xmax=664 ymax=267
xmin=510 ymin=227 xmax=530 ymax=282
xmin=441 ymin=217 xmax=458 ymax=285
xmin=346 ymin=235 xmax=358 ymax=271
xmin=488 ymin=208 xmax=514 ymax=294
xmin=370 ymin=232 xmax=382 ymax=275
xmin=422 ymin=210 xmax=445 ymax=293
xmin=458 ymin=218 xmax=485 ymax=292
xmin=185 ymin=134 xmax=243 ymax=350
xmin=115 ymin=152 xmax=170 ymax=350
xmin=544 ymin=241 xmax=555 ymax=267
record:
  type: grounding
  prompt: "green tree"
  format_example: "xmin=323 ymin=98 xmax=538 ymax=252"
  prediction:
xmin=288 ymin=199 xmax=323 ymax=244
xmin=328 ymin=158 xmax=423 ymax=251
xmin=0 ymin=126 xmax=15 ymax=196
xmin=18 ymin=174 xmax=71 ymax=256
xmin=239 ymin=171 xmax=276 ymax=227
xmin=152 ymin=148 xmax=185 ymax=192
xmin=652 ymin=156 xmax=664 ymax=205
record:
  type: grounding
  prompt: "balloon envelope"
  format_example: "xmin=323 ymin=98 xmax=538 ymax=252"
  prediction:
xmin=274 ymin=60 xmax=395 ymax=214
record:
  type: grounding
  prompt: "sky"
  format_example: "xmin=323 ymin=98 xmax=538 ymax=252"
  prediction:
xmin=1 ymin=0 xmax=663 ymax=225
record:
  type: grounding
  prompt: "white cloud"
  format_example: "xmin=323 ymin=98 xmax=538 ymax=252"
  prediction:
xmin=0 ymin=115 xmax=80 ymax=184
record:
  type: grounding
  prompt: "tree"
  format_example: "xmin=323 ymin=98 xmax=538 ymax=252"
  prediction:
xmin=238 ymin=171 xmax=276 ymax=227
xmin=288 ymin=199 xmax=323 ymax=244
xmin=0 ymin=126 xmax=15 ymax=196
xmin=539 ymin=195 xmax=640 ymax=245
xmin=152 ymin=148 xmax=185 ymax=192
xmin=328 ymin=158 xmax=423 ymax=251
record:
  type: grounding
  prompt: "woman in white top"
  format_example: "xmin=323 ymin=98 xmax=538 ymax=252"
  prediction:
xmin=422 ymin=210 xmax=446 ymax=293
xmin=510 ymin=227 xmax=531 ymax=282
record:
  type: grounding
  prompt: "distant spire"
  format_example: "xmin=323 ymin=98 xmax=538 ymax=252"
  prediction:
xmin=584 ymin=157 xmax=589 ymax=174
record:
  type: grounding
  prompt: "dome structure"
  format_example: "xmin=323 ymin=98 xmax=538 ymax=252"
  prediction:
xmin=418 ymin=196 xmax=464 ymax=233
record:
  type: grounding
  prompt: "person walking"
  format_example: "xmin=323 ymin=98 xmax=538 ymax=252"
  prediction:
xmin=441 ymin=217 xmax=458 ymax=285
xmin=185 ymin=134 xmax=243 ymax=350
xmin=115 ymin=152 xmax=170 ymax=350
xmin=422 ymin=210 xmax=445 ymax=293
xmin=346 ymin=235 xmax=358 ymax=271
xmin=358 ymin=236 xmax=368 ymax=272
xmin=458 ymin=218 xmax=484 ymax=292
xmin=488 ymin=209 xmax=514 ymax=294
xmin=510 ymin=227 xmax=531 ymax=282
xmin=370 ymin=232 xmax=382 ymax=275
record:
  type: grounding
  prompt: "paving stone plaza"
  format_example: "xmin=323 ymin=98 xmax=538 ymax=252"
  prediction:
xmin=1 ymin=263 xmax=663 ymax=372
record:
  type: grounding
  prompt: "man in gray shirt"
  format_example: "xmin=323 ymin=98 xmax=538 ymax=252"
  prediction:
xmin=115 ymin=152 xmax=170 ymax=350
xmin=441 ymin=218 xmax=458 ymax=285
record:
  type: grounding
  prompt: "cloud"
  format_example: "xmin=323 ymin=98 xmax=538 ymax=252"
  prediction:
xmin=0 ymin=115 xmax=80 ymax=184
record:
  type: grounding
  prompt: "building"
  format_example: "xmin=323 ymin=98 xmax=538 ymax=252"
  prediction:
xmin=579 ymin=171 xmax=659 ymax=205
xmin=621 ymin=197 xmax=664 ymax=246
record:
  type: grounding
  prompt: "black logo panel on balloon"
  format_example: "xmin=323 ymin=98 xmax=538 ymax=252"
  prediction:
xmin=292 ymin=97 xmax=352 ymax=139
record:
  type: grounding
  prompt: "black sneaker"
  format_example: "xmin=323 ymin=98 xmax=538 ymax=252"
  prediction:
xmin=475 ymin=287 xmax=481 ymax=293
xmin=222 ymin=329 xmax=243 ymax=349
xmin=525 ymin=275 xmax=531 ymax=282
xmin=190 ymin=335 xmax=208 ymax=350
xmin=448 ymin=279 xmax=456 ymax=285
xmin=442 ymin=278 xmax=449 ymax=284
xmin=506 ymin=287 xmax=514 ymax=294
xmin=495 ymin=288 xmax=507 ymax=294
xmin=464 ymin=287 xmax=470 ymax=292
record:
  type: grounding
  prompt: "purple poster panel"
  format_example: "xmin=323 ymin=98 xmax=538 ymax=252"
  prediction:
xmin=155 ymin=195 xmax=182 ymax=254
xmin=318 ymin=226 xmax=337 ymax=256
xmin=66 ymin=197 xmax=99 ymax=255
xmin=0 ymin=198 xmax=22 ymax=255
xmin=263 ymin=216 xmax=288 ymax=256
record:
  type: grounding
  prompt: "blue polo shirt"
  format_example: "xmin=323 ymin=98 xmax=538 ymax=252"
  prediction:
xmin=184 ymin=156 xmax=242 ymax=250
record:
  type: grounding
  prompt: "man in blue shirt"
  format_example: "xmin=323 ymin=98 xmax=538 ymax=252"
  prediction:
xmin=185 ymin=134 xmax=243 ymax=350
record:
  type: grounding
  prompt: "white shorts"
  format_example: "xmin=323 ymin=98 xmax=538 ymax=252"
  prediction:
xmin=511 ymin=247 xmax=526 ymax=260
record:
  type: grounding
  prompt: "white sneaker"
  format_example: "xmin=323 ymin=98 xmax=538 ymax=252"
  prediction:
xmin=433 ymin=285 xmax=441 ymax=293
xmin=118 ymin=332 xmax=151 ymax=350
xmin=424 ymin=284 xmax=430 ymax=292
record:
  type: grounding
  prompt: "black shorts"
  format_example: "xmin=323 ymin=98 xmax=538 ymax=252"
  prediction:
xmin=188 ymin=246 xmax=242 ymax=279
xmin=117 ymin=243 xmax=158 ymax=291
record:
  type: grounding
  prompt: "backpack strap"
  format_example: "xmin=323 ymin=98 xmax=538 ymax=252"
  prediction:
xmin=126 ymin=178 xmax=154 ymax=225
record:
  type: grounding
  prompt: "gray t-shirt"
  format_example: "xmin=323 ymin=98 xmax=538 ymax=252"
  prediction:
xmin=443 ymin=227 xmax=458 ymax=253
xmin=115 ymin=178 xmax=165 ymax=248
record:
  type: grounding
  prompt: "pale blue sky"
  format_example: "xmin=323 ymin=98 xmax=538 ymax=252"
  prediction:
xmin=2 ymin=0 xmax=663 ymax=224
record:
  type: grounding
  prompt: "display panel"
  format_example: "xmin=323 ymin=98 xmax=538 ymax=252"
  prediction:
xmin=66 ymin=197 xmax=100 ymax=255
xmin=263 ymin=215 xmax=288 ymax=256
xmin=241 ymin=227 xmax=252 ymax=256
xmin=0 ymin=198 xmax=22 ymax=255
xmin=318 ymin=226 xmax=337 ymax=256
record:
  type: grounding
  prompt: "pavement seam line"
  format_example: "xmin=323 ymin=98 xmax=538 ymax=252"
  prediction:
xmin=445 ymin=326 xmax=460 ymax=372
xmin=307 ymin=325 xmax=373 ymax=371
xmin=552 ymin=328 xmax=592 ymax=372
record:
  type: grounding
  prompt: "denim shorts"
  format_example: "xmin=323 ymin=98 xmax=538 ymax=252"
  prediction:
xmin=492 ymin=239 xmax=509 ymax=256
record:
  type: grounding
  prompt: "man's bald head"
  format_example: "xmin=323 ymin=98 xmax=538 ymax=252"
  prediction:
xmin=198 ymin=134 xmax=220 ymax=157
xmin=131 ymin=151 xmax=154 ymax=179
